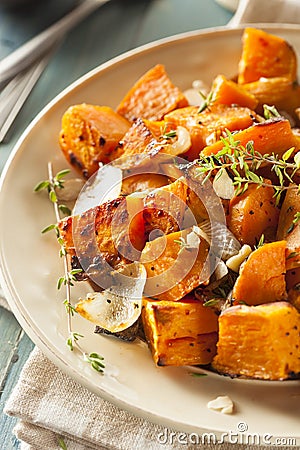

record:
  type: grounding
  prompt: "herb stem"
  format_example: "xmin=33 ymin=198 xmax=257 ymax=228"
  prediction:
xmin=44 ymin=162 xmax=104 ymax=372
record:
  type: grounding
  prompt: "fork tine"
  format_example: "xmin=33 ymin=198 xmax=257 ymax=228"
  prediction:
xmin=0 ymin=47 xmax=57 ymax=143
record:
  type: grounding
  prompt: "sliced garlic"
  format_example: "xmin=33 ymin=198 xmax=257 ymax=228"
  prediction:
xmin=213 ymin=168 xmax=235 ymax=200
xmin=183 ymin=79 xmax=210 ymax=106
xmin=207 ymin=395 xmax=234 ymax=414
xmin=186 ymin=229 xmax=201 ymax=248
xmin=165 ymin=126 xmax=191 ymax=155
xmin=214 ymin=260 xmax=228 ymax=281
xmin=75 ymin=262 xmax=146 ymax=333
xmin=226 ymin=244 xmax=252 ymax=273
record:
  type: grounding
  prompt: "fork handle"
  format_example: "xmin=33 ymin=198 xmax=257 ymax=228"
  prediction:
xmin=0 ymin=0 xmax=108 ymax=86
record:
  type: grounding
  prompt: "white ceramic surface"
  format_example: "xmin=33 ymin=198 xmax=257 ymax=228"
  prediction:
xmin=0 ymin=25 xmax=300 ymax=444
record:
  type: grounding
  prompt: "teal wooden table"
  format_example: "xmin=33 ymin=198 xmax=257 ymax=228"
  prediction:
xmin=0 ymin=1 xmax=232 ymax=447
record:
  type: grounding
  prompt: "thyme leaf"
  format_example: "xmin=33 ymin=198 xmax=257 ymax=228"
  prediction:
xmin=84 ymin=352 xmax=105 ymax=373
xmin=196 ymin=128 xmax=300 ymax=202
xmin=57 ymin=436 xmax=68 ymax=450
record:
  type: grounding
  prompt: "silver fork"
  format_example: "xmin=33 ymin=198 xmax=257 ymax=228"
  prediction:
xmin=0 ymin=0 xmax=109 ymax=143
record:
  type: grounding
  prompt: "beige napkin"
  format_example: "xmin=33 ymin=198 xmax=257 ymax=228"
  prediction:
xmin=229 ymin=0 xmax=300 ymax=26
xmin=3 ymin=1 xmax=300 ymax=449
xmin=4 ymin=347 xmax=299 ymax=450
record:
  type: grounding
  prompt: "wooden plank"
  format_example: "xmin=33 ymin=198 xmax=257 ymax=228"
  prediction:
xmin=0 ymin=329 xmax=34 ymax=450
xmin=0 ymin=307 xmax=23 ymax=391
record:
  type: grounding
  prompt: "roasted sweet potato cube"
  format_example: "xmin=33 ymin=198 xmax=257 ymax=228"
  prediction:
xmin=277 ymin=185 xmax=300 ymax=270
xmin=211 ymin=74 xmax=258 ymax=110
xmin=212 ymin=302 xmax=300 ymax=380
xmin=143 ymin=177 xmax=188 ymax=237
xmin=116 ymin=64 xmax=188 ymax=122
xmin=58 ymin=197 xmax=146 ymax=285
xmin=164 ymin=104 xmax=256 ymax=161
xmin=142 ymin=297 xmax=218 ymax=366
xmin=238 ymin=27 xmax=297 ymax=84
xmin=232 ymin=241 xmax=287 ymax=306
xmin=112 ymin=117 xmax=157 ymax=160
xmin=141 ymin=228 xmax=210 ymax=301
xmin=201 ymin=118 xmax=298 ymax=157
xmin=114 ymin=117 xmax=188 ymax=160
xmin=243 ymin=77 xmax=300 ymax=121
xmin=59 ymin=104 xmax=130 ymax=178
xmin=227 ymin=179 xmax=280 ymax=246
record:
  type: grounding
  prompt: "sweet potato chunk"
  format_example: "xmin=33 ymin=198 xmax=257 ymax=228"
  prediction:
xmin=238 ymin=27 xmax=297 ymax=84
xmin=143 ymin=177 xmax=188 ymax=238
xmin=277 ymin=185 xmax=300 ymax=270
xmin=114 ymin=117 xmax=188 ymax=160
xmin=164 ymin=104 xmax=256 ymax=160
xmin=201 ymin=118 xmax=298 ymax=157
xmin=59 ymin=104 xmax=130 ymax=178
xmin=243 ymin=77 xmax=300 ymax=120
xmin=232 ymin=241 xmax=287 ymax=306
xmin=211 ymin=74 xmax=258 ymax=110
xmin=116 ymin=64 xmax=188 ymax=122
xmin=58 ymin=197 xmax=145 ymax=284
xmin=112 ymin=118 xmax=157 ymax=160
xmin=142 ymin=296 xmax=218 ymax=366
xmin=141 ymin=228 xmax=210 ymax=301
xmin=212 ymin=302 xmax=300 ymax=380
xmin=227 ymin=179 xmax=280 ymax=246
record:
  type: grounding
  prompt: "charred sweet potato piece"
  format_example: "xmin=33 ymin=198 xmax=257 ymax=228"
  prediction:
xmin=142 ymin=296 xmax=218 ymax=366
xmin=164 ymin=104 xmax=257 ymax=160
xmin=211 ymin=74 xmax=258 ymax=110
xmin=227 ymin=179 xmax=280 ymax=246
xmin=58 ymin=196 xmax=146 ymax=285
xmin=238 ymin=27 xmax=297 ymax=84
xmin=212 ymin=302 xmax=300 ymax=380
xmin=201 ymin=118 xmax=298 ymax=157
xmin=143 ymin=177 xmax=188 ymax=238
xmin=277 ymin=185 xmax=300 ymax=270
xmin=116 ymin=64 xmax=188 ymax=122
xmin=232 ymin=241 xmax=287 ymax=306
xmin=113 ymin=117 xmax=189 ymax=160
xmin=112 ymin=118 xmax=157 ymax=160
xmin=141 ymin=228 xmax=210 ymax=301
xmin=243 ymin=77 xmax=300 ymax=121
xmin=59 ymin=104 xmax=130 ymax=178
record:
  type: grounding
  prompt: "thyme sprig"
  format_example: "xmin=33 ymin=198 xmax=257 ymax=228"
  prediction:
xmin=35 ymin=162 xmax=105 ymax=374
xmin=174 ymin=236 xmax=190 ymax=251
xmin=197 ymin=129 xmax=300 ymax=203
xmin=198 ymin=90 xmax=217 ymax=113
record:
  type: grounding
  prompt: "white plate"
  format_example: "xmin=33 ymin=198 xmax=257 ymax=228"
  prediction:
xmin=1 ymin=25 xmax=300 ymax=444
